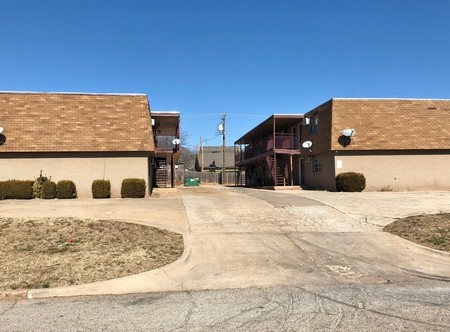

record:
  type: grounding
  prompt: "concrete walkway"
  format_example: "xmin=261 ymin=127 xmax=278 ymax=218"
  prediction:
xmin=1 ymin=187 xmax=449 ymax=299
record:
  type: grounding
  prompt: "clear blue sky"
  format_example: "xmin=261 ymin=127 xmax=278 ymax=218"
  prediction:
xmin=1 ymin=0 xmax=449 ymax=148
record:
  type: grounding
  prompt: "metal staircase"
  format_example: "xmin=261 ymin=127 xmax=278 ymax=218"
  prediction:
xmin=266 ymin=155 xmax=287 ymax=186
xmin=155 ymin=158 xmax=167 ymax=188
xmin=235 ymin=168 xmax=246 ymax=186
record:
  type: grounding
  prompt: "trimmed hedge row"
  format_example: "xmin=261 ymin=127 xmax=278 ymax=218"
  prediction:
xmin=57 ymin=180 xmax=77 ymax=199
xmin=336 ymin=172 xmax=366 ymax=192
xmin=121 ymin=178 xmax=146 ymax=198
xmin=0 ymin=179 xmax=78 ymax=199
xmin=92 ymin=179 xmax=111 ymax=198
xmin=0 ymin=180 xmax=34 ymax=199
xmin=1 ymin=178 xmax=147 ymax=199
xmin=41 ymin=181 xmax=57 ymax=199
xmin=92 ymin=178 xmax=147 ymax=198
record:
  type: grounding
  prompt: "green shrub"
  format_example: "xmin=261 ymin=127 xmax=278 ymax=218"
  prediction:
xmin=121 ymin=178 xmax=146 ymax=198
xmin=41 ymin=181 xmax=57 ymax=199
xmin=92 ymin=179 xmax=111 ymax=198
xmin=33 ymin=170 xmax=50 ymax=198
xmin=0 ymin=180 xmax=34 ymax=199
xmin=57 ymin=180 xmax=77 ymax=199
xmin=336 ymin=172 xmax=366 ymax=192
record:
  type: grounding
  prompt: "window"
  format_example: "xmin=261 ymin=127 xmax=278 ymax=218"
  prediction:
xmin=310 ymin=117 xmax=319 ymax=134
xmin=312 ymin=158 xmax=322 ymax=173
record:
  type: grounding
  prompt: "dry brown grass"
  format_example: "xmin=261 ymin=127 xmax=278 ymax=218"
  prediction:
xmin=0 ymin=217 xmax=184 ymax=291
xmin=384 ymin=213 xmax=450 ymax=252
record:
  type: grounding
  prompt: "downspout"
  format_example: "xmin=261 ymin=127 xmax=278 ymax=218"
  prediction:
xmin=289 ymin=154 xmax=293 ymax=186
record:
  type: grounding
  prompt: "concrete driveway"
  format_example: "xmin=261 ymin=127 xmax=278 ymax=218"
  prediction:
xmin=1 ymin=186 xmax=449 ymax=299
xmin=177 ymin=187 xmax=450 ymax=289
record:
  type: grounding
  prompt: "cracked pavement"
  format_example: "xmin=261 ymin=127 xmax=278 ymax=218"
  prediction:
xmin=1 ymin=283 xmax=450 ymax=331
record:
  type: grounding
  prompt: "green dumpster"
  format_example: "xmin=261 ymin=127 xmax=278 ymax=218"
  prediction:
xmin=184 ymin=177 xmax=200 ymax=187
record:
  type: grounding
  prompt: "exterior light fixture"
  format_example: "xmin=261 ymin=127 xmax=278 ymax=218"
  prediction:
xmin=0 ymin=127 xmax=3 ymax=134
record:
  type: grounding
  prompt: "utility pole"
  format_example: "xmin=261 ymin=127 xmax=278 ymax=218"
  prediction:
xmin=200 ymin=135 xmax=204 ymax=172
xmin=220 ymin=113 xmax=226 ymax=184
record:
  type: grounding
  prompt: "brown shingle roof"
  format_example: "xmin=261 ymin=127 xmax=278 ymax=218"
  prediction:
xmin=0 ymin=92 xmax=155 ymax=152
xmin=301 ymin=98 xmax=450 ymax=154
xmin=331 ymin=98 xmax=450 ymax=151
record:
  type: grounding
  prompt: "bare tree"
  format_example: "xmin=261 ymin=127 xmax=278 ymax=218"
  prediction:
xmin=179 ymin=130 xmax=198 ymax=170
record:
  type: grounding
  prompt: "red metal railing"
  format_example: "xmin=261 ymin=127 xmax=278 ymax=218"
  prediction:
xmin=235 ymin=133 xmax=299 ymax=163
xmin=155 ymin=135 xmax=178 ymax=152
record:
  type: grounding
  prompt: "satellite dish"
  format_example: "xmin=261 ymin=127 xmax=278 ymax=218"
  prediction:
xmin=302 ymin=141 xmax=313 ymax=149
xmin=0 ymin=127 xmax=3 ymax=134
xmin=341 ymin=129 xmax=356 ymax=137
xmin=172 ymin=138 xmax=181 ymax=145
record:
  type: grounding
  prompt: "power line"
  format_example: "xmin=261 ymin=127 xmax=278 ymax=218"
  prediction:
xmin=201 ymin=134 xmax=221 ymax=142
xmin=182 ymin=113 xmax=222 ymax=118
xmin=226 ymin=113 xmax=268 ymax=118
xmin=182 ymin=113 xmax=267 ymax=118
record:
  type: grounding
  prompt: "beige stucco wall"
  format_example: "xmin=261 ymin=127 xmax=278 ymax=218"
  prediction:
xmin=335 ymin=153 xmax=450 ymax=191
xmin=0 ymin=154 xmax=152 ymax=198
xmin=301 ymin=151 xmax=336 ymax=191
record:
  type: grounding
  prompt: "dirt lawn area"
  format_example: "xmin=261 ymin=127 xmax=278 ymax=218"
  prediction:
xmin=384 ymin=213 xmax=450 ymax=252
xmin=0 ymin=217 xmax=184 ymax=291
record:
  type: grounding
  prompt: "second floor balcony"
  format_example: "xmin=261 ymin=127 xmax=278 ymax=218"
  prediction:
xmin=235 ymin=133 xmax=300 ymax=163
xmin=155 ymin=135 xmax=179 ymax=153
